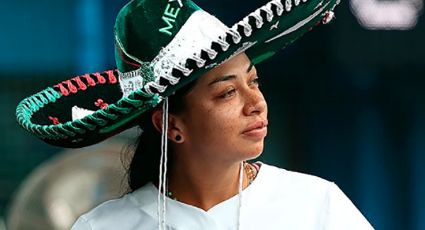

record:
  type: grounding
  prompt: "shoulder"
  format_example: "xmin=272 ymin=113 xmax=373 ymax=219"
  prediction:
xmin=246 ymin=162 xmax=335 ymax=218
xmin=71 ymin=184 xmax=158 ymax=230
xmin=252 ymin=163 xmax=373 ymax=229
xmin=255 ymin=162 xmax=354 ymax=206
xmin=256 ymin=162 xmax=333 ymax=194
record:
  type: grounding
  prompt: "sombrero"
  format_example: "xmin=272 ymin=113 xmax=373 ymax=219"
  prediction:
xmin=16 ymin=0 xmax=340 ymax=148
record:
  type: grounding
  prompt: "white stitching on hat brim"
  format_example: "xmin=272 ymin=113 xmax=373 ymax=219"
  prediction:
xmin=147 ymin=10 xmax=229 ymax=92
xmin=265 ymin=1 xmax=330 ymax=43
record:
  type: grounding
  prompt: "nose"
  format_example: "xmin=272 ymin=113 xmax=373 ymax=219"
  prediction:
xmin=242 ymin=88 xmax=267 ymax=116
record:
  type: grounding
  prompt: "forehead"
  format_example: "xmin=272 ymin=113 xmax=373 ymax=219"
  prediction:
xmin=197 ymin=53 xmax=252 ymax=84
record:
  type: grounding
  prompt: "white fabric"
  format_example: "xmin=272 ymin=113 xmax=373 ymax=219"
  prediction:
xmin=149 ymin=10 xmax=229 ymax=88
xmin=71 ymin=106 xmax=94 ymax=121
xmin=71 ymin=163 xmax=374 ymax=230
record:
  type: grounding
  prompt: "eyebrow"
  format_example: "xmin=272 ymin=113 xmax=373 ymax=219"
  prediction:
xmin=208 ymin=63 xmax=254 ymax=86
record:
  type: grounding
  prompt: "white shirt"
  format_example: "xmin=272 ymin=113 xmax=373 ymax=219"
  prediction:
xmin=72 ymin=163 xmax=373 ymax=229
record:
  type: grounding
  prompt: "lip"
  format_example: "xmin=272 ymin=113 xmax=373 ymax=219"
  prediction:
xmin=242 ymin=120 xmax=268 ymax=139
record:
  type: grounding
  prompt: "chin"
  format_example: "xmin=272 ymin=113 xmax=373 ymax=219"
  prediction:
xmin=246 ymin=151 xmax=263 ymax=161
xmin=243 ymin=143 xmax=264 ymax=161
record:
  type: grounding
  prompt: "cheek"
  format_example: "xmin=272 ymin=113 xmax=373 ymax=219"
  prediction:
xmin=188 ymin=103 xmax=241 ymax=143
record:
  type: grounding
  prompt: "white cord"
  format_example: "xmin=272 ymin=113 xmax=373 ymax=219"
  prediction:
xmin=158 ymin=97 xmax=169 ymax=230
xmin=237 ymin=161 xmax=244 ymax=230
xmin=162 ymin=97 xmax=169 ymax=228
xmin=158 ymin=139 xmax=163 ymax=229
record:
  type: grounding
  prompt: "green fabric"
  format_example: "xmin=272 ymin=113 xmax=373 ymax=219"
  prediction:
xmin=251 ymin=51 xmax=276 ymax=66
xmin=114 ymin=0 xmax=201 ymax=73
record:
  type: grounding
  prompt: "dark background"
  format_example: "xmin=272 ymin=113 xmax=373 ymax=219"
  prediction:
xmin=1 ymin=0 xmax=424 ymax=229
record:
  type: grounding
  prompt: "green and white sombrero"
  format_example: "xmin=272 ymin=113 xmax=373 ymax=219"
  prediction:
xmin=16 ymin=0 xmax=340 ymax=148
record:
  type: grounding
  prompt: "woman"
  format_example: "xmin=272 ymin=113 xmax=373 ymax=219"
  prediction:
xmin=71 ymin=52 xmax=372 ymax=229
xmin=16 ymin=0 xmax=372 ymax=229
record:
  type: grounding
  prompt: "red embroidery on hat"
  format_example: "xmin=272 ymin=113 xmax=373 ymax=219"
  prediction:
xmin=106 ymin=70 xmax=117 ymax=84
xmin=53 ymin=70 xmax=118 ymax=96
xmin=73 ymin=76 xmax=87 ymax=90
xmin=93 ymin=72 xmax=106 ymax=84
xmin=95 ymin=99 xmax=108 ymax=109
xmin=322 ymin=11 xmax=335 ymax=25
xmin=48 ymin=116 xmax=60 ymax=125
xmin=66 ymin=80 xmax=78 ymax=93
xmin=55 ymin=84 xmax=69 ymax=96
xmin=82 ymin=74 xmax=96 ymax=86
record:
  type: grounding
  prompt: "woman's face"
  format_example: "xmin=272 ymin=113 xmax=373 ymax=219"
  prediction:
xmin=176 ymin=53 xmax=268 ymax=164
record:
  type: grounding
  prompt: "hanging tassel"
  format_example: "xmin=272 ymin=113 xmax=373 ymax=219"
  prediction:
xmin=237 ymin=161 xmax=244 ymax=230
xmin=158 ymin=97 xmax=169 ymax=230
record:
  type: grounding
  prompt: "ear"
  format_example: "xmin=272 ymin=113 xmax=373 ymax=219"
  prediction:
xmin=151 ymin=108 xmax=163 ymax=133
xmin=168 ymin=114 xmax=185 ymax=143
xmin=151 ymin=109 xmax=185 ymax=143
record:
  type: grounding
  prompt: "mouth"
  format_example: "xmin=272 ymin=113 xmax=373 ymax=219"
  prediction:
xmin=242 ymin=120 xmax=268 ymax=139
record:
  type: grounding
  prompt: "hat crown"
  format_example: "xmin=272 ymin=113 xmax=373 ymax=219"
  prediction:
xmin=114 ymin=0 xmax=201 ymax=73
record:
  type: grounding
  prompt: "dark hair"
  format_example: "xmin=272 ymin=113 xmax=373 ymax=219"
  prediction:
xmin=126 ymin=82 xmax=195 ymax=192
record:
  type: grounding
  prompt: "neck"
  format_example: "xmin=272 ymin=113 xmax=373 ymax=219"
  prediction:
xmin=168 ymin=158 xmax=248 ymax=211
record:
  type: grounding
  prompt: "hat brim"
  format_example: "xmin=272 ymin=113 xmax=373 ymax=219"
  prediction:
xmin=16 ymin=0 xmax=340 ymax=148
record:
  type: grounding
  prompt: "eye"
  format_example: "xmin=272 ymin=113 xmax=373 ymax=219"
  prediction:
xmin=249 ymin=76 xmax=260 ymax=87
xmin=220 ymin=88 xmax=236 ymax=99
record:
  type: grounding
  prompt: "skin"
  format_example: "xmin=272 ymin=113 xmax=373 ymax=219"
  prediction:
xmin=152 ymin=53 xmax=268 ymax=211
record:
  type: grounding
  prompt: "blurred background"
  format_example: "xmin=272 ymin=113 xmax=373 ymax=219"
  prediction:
xmin=0 ymin=0 xmax=424 ymax=229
